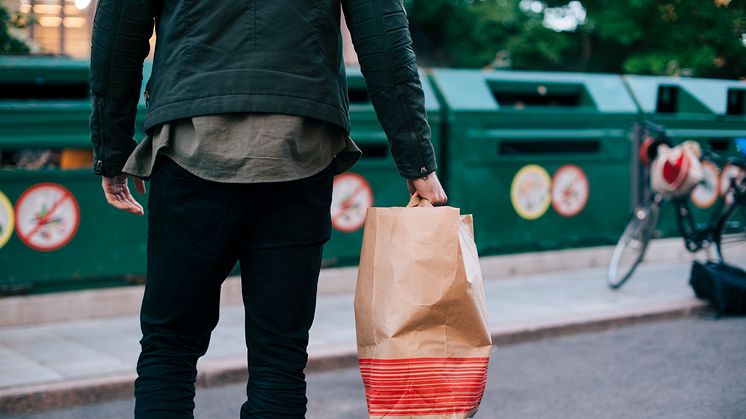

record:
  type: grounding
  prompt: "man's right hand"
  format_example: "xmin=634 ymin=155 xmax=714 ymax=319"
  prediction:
xmin=102 ymin=175 xmax=146 ymax=216
xmin=407 ymin=172 xmax=447 ymax=206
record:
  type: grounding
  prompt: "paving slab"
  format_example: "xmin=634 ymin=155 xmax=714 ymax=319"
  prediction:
xmin=0 ymin=259 xmax=708 ymax=414
xmin=0 ymin=238 xmax=695 ymax=328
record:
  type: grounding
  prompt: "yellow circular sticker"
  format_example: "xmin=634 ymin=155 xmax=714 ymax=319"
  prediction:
xmin=511 ymin=165 xmax=552 ymax=220
xmin=0 ymin=191 xmax=14 ymax=249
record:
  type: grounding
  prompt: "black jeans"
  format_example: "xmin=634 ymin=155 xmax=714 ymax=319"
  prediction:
xmin=134 ymin=157 xmax=334 ymax=418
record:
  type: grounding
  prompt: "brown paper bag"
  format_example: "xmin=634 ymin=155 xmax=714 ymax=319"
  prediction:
xmin=355 ymin=195 xmax=492 ymax=418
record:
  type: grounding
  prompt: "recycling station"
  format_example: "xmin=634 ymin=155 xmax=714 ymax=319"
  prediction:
xmin=0 ymin=58 xmax=149 ymax=294
xmin=1 ymin=56 xmax=745 ymax=294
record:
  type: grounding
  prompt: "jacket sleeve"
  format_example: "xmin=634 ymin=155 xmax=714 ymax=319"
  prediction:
xmin=341 ymin=0 xmax=437 ymax=179
xmin=89 ymin=0 xmax=155 ymax=177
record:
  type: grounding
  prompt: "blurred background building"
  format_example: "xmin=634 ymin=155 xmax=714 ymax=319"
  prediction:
xmin=2 ymin=0 xmax=744 ymax=79
xmin=2 ymin=0 xmax=96 ymax=58
xmin=0 ymin=0 xmax=362 ymax=64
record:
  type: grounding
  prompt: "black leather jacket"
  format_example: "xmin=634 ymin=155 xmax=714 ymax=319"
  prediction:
xmin=89 ymin=0 xmax=437 ymax=178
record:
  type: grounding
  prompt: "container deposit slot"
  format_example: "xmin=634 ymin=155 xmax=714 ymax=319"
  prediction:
xmin=488 ymin=81 xmax=595 ymax=109
xmin=0 ymin=80 xmax=88 ymax=99
xmin=656 ymin=85 xmax=678 ymax=113
xmin=347 ymin=85 xmax=387 ymax=158
xmin=499 ymin=140 xmax=600 ymax=155
xmin=348 ymin=86 xmax=370 ymax=104
xmin=655 ymin=85 xmax=711 ymax=114
xmin=727 ymin=89 xmax=745 ymax=116
xmin=1 ymin=75 xmax=91 ymax=169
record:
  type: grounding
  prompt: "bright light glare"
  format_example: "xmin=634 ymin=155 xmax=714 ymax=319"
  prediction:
xmin=75 ymin=0 xmax=91 ymax=10
xmin=519 ymin=0 xmax=544 ymax=14
xmin=543 ymin=1 xmax=587 ymax=32
xmin=519 ymin=1 xmax=587 ymax=32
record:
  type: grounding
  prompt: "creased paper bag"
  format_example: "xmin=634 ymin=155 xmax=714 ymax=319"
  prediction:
xmin=355 ymin=195 xmax=492 ymax=418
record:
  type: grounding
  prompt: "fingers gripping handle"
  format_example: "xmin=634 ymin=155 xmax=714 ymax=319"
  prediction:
xmin=406 ymin=193 xmax=433 ymax=208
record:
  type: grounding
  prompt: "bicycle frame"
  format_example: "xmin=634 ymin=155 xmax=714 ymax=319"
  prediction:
xmin=608 ymin=120 xmax=746 ymax=289
xmin=672 ymin=173 xmax=746 ymax=256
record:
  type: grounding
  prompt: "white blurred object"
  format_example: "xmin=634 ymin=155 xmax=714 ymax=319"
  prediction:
xmin=74 ymin=0 xmax=91 ymax=10
xmin=651 ymin=141 xmax=704 ymax=198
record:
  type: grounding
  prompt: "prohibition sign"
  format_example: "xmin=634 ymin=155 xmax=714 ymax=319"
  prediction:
xmin=691 ymin=161 xmax=719 ymax=209
xmin=552 ymin=164 xmax=589 ymax=217
xmin=15 ymin=183 xmax=80 ymax=252
xmin=511 ymin=164 xmax=552 ymax=220
xmin=0 ymin=191 xmax=14 ymax=250
xmin=330 ymin=173 xmax=373 ymax=233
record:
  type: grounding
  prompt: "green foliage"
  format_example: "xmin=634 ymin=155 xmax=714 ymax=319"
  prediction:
xmin=408 ymin=0 xmax=572 ymax=69
xmin=0 ymin=3 xmax=30 ymax=55
xmin=407 ymin=0 xmax=746 ymax=78
xmin=576 ymin=0 xmax=746 ymax=78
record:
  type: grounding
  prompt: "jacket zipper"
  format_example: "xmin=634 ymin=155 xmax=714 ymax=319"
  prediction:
xmin=144 ymin=79 xmax=151 ymax=107
xmin=95 ymin=99 xmax=107 ymax=175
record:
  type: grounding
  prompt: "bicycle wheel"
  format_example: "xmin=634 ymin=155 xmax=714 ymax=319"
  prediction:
xmin=715 ymin=202 xmax=746 ymax=270
xmin=607 ymin=199 xmax=660 ymax=289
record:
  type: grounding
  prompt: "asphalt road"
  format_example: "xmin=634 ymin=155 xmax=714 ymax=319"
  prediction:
xmin=8 ymin=316 xmax=746 ymax=419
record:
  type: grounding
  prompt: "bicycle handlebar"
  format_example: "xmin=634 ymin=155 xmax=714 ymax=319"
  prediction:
xmin=701 ymin=148 xmax=746 ymax=168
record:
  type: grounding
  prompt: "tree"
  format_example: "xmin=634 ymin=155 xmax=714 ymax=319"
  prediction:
xmin=549 ymin=0 xmax=746 ymax=78
xmin=1 ymin=4 xmax=30 ymax=55
xmin=406 ymin=0 xmax=746 ymax=78
xmin=407 ymin=0 xmax=572 ymax=69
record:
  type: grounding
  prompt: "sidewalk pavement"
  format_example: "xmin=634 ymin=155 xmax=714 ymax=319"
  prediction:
xmin=0 ymin=259 xmax=706 ymax=415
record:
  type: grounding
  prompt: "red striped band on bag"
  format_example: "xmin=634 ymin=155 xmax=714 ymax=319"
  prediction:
xmin=359 ymin=357 xmax=489 ymax=416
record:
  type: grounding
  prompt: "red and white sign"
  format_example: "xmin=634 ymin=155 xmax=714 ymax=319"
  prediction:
xmin=551 ymin=165 xmax=589 ymax=217
xmin=691 ymin=161 xmax=719 ymax=209
xmin=15 ymin=183 xmax=80 ymax=252
xmin=331 ymin=173 xmax=373 ymax=233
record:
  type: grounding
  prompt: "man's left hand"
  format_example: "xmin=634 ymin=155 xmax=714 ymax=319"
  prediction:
xmin=102 ymin=175 xmax=146 ymax=216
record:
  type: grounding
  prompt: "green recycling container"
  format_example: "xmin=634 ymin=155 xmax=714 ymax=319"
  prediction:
xmin=321 ymin=68 xmax=442 ymax=266
xmin=0 ymin=58 xmax=441 ymax=292
xmin=0 ymin=57 xmax=149 ymax=294
xmin=429 ymin=69 xmax=638 ymax=255
xmin=623 ymin=76 xmax=746 ymax=236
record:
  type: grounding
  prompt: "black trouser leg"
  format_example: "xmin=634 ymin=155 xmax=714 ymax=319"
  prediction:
xmin=238 ymin=243 xmax=324 ymax=418
xmin=239 ymin=165 xmax=334 ymax=419
xmin=135 ymin=158 xmax=239 ymax=418
xmin=134 ymin=157 xmax=333 ymax=419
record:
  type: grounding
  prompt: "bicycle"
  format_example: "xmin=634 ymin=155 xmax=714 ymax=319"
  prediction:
xmin=607 ymin=122 xmax=746 ymax=290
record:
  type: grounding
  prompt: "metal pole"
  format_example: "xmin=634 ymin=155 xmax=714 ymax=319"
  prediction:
xmin=631 ymin=122 xmax=642 ymax=209
xmin=29 ymin=0 xmax=35 ymax=40
xmin=59 ymin=0 xmax=65 ymax=55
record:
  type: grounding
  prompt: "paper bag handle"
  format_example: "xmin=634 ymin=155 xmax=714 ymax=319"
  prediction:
xmin=406 ymin=193 xmax=434 ymax=208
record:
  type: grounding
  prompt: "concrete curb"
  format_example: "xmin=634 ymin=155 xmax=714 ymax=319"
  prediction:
xmin=0 ymin=298 xmax=708 ymax=415
xmin=489 ymin=300 xmax=708 ymax=346
xmin=0 ymin=374 xmax=136 ymax=415
xmin=0 ymin=239 xmax=691 ymax=327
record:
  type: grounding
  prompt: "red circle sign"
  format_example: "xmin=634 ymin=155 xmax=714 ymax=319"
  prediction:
xmin=15 ymin=183 xmax=80 ymax=252
xmin=330 ymin=173 xmax=373 ymax=233
xmin=551 ymin=165 xmax=589 ymax=217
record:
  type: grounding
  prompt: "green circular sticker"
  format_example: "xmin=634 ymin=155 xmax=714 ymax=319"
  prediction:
xmin=0 ymin=191 xmax=14 ymax=249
